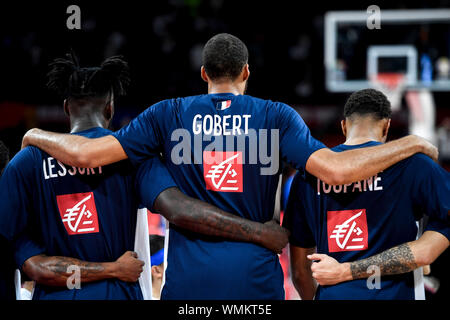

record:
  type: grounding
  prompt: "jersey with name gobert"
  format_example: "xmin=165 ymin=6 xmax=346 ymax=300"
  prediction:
xmin=0 ymin=127 xmax=176 ymax=300
xmin=283 ymin=141 xmax=450 ymax=300
xmin=112 ymin=93 xmax=326 ymax=299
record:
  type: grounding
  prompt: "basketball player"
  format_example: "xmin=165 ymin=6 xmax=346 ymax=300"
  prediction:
xmin=21 ymin=34 xmax=439 ymax=299
xmin=0 ymin=53 xmax=288 ymax=299
xmin=283 ymin=89 xmax=449 ymax=300
xmin=149 ymin=235 xmax=165 ymax=300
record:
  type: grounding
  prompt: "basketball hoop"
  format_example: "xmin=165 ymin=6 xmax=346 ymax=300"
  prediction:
xmin=370 ymin=73 xmax=406 ymax=111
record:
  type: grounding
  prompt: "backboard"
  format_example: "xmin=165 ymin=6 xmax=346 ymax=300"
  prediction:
xmin=324 ymin=9 xmax=450 ymax=92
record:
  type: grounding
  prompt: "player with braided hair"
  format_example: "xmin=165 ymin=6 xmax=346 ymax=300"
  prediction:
xmin=0 ymin=52 xmax=289 ymax=300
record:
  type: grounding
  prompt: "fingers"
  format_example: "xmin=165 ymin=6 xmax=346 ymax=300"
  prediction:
xmin=128 ymin=251 xmax=138 ymax=258
xmin=307 ymin=253 xmax=326 ymax=261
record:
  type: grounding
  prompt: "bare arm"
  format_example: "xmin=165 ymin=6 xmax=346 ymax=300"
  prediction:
xmin=22 ymin=251 xmax=144 ymax=287
xmin=22 ymin=129 xmax=127 ymax=168
xmin=153 ymin=187 xmax=289 ymax=254
xmin=306 ymin=135 xmax=438 ymax=185
xmin=308 ymin=231 xmax=449 ymax=286
xmin=23 ymin=128 xmax=438 ymax=179
xmin=289 ymin=245 xmax=317 ymax=300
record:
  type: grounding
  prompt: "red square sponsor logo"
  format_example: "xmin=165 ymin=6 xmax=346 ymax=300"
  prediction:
xmin=327 ymin=209 xmax=368 ymax=252
xmin=56 ymin=192 xmax=100 ymax=235
xmin=203 ymin=151 xmax=243 ymax=192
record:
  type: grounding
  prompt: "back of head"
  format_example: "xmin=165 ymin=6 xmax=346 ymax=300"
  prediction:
xmin=202 ymin=33 xmax=249 ymax=81
xmin=344 ymin=88 xmax=392 ymax=121
xmin=46 ymin=53 xmax=131 ymax=107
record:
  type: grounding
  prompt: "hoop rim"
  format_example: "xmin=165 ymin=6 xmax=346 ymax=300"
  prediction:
xmin=370 ymin=72 xmax=406 ymax=91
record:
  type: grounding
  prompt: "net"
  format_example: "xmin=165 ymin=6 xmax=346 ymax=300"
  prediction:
xmin=371 ymin=73 xmax=406 ymax=111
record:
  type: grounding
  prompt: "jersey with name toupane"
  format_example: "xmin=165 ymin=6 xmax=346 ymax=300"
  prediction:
xmin=283 ymin=141 xmax=450 ymax=300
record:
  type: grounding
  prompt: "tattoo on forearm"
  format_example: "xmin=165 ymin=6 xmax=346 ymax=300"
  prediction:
xmin=158 ymin=188 xmax=262 ymax=242
xmin=42 ymin=256 xmax=104 ymax=280
xmin=350 ymin=243 xmax=417 ymax=279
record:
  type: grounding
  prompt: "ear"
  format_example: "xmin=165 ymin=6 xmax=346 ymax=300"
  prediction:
xmin=242 ymin=64 xmax=250 ymax=82
xmin=341 ymin=119 xmax=347 ymax=137
xmin=382 ymin=118 xmax=391 ymax=141
xmin=63 ymin=99 xmax=70 ymax=117
xmin=151 ymin=265 xmax=164 ymax=280
xmin=104 ymin=101 xmax=114 ymax=121
xmin=201 ymin=66 xmax=209 ymax=83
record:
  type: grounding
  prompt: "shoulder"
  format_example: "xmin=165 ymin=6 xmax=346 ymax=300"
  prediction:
xmin=403 ymin=153 xmax=437 ymax=172
xmin=242 ymin=94 xmax=274 ymax=104
xmin=9 ymin=146 xmax=41 ymax=167
xmin=144 ymin=98 xmax=175 ymax=113
xmin=408 ymin=153 xmax=435 ymax=166
xmin=395 ymin=153 xmax=448 ymax=184
xmin=142 ymin=96 xmax=206 ymax=117
xmin=245 ymin=95 xmax=292 ymax=110
xmin=2 ymin=146 xmax=40 ymax=178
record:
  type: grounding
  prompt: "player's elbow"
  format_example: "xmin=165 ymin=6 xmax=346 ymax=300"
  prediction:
xmin=292 ymin=266 xmax=311 ymax=285
xmin=319 ymin=167 xmax=347 ymax=186
xmin=22 ymin=258 xmax=54 ymax=284
xmin=153 ymin=188 xmax=182 ymax=224
xmin=415 ymin=251 xmax=436 ymax=267
xmin=71 ymin=144 xmax=97 ymax=168
xmin=291 ymin=269 xmax=302 ymax=285
xmin=74 ymin=153 xmax=95 ymax=168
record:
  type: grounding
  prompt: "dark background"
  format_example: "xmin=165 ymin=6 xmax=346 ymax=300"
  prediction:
xmin=0 ymin=0 xmax=448 ymax=301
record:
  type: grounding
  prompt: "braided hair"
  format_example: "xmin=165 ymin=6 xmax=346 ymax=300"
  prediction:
xmin=46 ymin=52 xmax=130 ymax=100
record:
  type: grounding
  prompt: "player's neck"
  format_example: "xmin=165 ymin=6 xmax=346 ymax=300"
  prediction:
xmin=208 ymin=81 xmax=243 ymax=95
xmin=152 ymin=279 xmax=161 ymax=300
xmin=70 ymin=115 xmax=108 ymax=133
xmin=344 ymin=127 xmax=383 ymax=145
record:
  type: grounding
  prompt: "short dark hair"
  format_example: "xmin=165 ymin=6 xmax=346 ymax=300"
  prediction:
xmin=0 ymin=140 xmax=9 ymax=173
xmin=47 ymin=53 xmax=130 ymax=101
xmin=202 ymin=33 xmax=249 ymax=81
xmin=344 ymin=88 xmax=392 ymax=120
xmin=149 ymin=235 xmax=165 ymax=255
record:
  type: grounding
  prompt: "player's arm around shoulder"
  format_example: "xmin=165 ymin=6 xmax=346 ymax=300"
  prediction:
xmin=153 ymin=187 xmax=289 ymax=254
xmin=22 ymin=128 xmax=127 ymax=168
xmin=305 ymin=135 xmax=438 ymax=185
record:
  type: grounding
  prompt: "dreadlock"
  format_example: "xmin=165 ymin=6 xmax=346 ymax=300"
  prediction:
xmin=46 ymin=52 xmax=130 ymax=100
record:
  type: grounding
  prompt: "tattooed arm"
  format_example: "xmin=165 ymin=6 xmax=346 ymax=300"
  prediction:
xmin=22 ymin=251 xmax=144 ymax=286
xmin=153 ymin=187 xmax=289 ymax=254
xmin=308 ymin=231 xmax=449 ymax=286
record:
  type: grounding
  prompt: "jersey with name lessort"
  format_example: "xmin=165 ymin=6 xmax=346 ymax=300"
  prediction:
xmin=0 ymin=127 xmax=176 ymax=300
xmin=112 ymin=93 xmax=326 ymax=299
xmin=283 ymin=141 xmax=450 ymax=300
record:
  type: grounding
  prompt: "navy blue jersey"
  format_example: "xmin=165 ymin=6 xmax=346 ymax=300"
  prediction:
xmin=112 ymin=93 xmax=326 ymax=299
xmin=283 ymin=141 xmax=450 ymax=300
xmin=0 ymin=127 xmax=176 ymax=300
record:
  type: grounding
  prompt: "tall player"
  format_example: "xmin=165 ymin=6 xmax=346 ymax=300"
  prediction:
xmin=0 ymin=53 xmax=288 ymax=299
xmin=22 ymin=34 xmax=439 ymax=299
xmin=283 ymin=89 xmax=449 ymax=300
